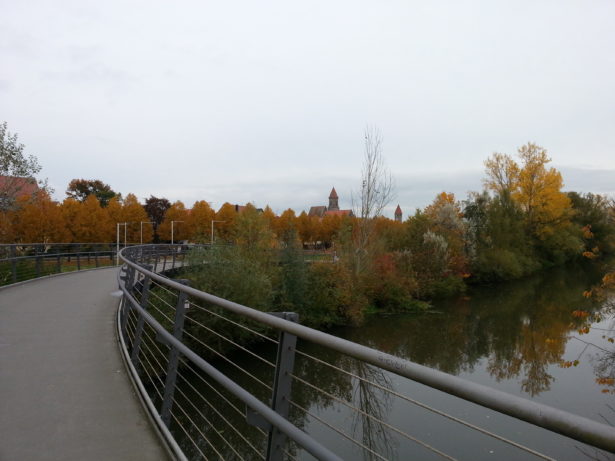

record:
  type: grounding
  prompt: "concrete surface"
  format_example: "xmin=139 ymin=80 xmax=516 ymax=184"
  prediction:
xmin=0 ymin=268 xmax=169 ymax=460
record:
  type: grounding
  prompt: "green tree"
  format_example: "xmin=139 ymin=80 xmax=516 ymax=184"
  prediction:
xmin=66 ymin=179 xmax=118 ymax=207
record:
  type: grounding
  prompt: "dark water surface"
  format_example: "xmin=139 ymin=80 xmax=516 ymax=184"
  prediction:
xmin=174 ymin=262 xmax=615 ymax=461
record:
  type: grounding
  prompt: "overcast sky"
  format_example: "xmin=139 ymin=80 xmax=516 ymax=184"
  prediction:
xmin=1 ymin=0 xmax=614 ymax=217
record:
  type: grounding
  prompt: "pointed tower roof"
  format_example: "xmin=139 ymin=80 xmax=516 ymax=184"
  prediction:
xmin=395 ymin=204 xmax=402 ymax=215
xmin=329 ymin=187 xmax=338 ymax=199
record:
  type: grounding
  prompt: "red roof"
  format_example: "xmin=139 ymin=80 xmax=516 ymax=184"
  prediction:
xmin=324 ymin=209 xmax=353 ymax=217
xmin=395 ymin=205 xmax=402 ymax=215
xmin=329 ymin=187 xmax=338 ymax=199
xmin=0 ymin=175 xmax=39 ymax=197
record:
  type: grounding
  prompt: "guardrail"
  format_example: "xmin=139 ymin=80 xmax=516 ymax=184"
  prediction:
xmin=0 ymin=243 xmax=118 ymax=286
xmin=117 ymin=244 xmax=615 ymax=460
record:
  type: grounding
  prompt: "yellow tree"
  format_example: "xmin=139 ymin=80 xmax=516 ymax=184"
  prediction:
xmin=235 ymin=203 xmax=276 ymax=250
xmin=105 ymin=196 xmax=124 ymax=242
xmin=121 ymin=194 xmax=152 ymax=244
xmin=188 ymin=200 xmax=215 ymax=243
xmin=297 ymin=211 xmax=317 ymax=244
xmin=485 ymin=143 xmax=572 ymax=238
xmin=274 ymin=208 xmax=297 ymax=242
xmin=13 ymin=192 xmax=68 ymax=243
xmin=214 ymin=202 xmax=238 ymax=243
xmin=68 ymin=195 xmax=111 ymax=243
xmin=514 ymin=143 xmax=571 ymax=238
xmin=0 ymin=210 xmax=16 ymax=242
xmin=61 ymin=198 xmax=81 ymax=243
xmin=262 ymin=206 xmax=277 ymax=233
xmin=158 ymin=201 xmax=190 ymax=242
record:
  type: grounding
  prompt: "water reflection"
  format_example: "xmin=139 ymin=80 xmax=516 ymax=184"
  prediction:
xmin=332 ymin=262 xmax=606 ymax=397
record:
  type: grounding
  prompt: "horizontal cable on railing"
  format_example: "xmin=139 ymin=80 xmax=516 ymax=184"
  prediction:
xmin=288 ymin=400 xmax=392 ymax=461
xmin=173 ymin=375 xmax=251 ymax=461
xmin=188 ymin=302 xmax=279 ymax=345
xmin=295 ymin=349 xmax=556 ymax=461
xmin=181 ymin=329 xmax=273 ymax=391
xmin=170 ymin=395 xmax=227 ymax=460
xmin=183 ymin=315 xmax=276 ymax=368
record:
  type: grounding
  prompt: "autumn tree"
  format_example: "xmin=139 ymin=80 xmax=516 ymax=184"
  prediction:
xmin=121 ymin=194 xmax=152 ymax=244
xmin=188 ymin=200 xmax=215 ymax=243
xmin=104 ymin=197 xmax=124 ymax=241
xmin=235 ymin=203 xmax=275 ymax=252
xmin=62 ymin=195 xmax=110 ymax=243
xmin=66 ymin=179 xmax=118 ymax=207
xmin=158 ymin=201 xmax=189 ymax=242
xmin=297 ymin=211 xmax=317 ymax=245
xmin=274 ymin=208 xmax=298 ymax=244
xmin=12 ymin=192 xmax=67 ymax=243
xmin=214 ymin=202 xmax=238 ymax=243
xmin=484 ymin=143 xmax=572 ymax=239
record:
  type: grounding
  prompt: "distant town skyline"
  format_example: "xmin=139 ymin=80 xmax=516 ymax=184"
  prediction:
xmin=2 ymin=1 xmax=613 ymax=217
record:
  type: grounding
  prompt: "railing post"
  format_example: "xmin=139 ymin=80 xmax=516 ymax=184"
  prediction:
xmin=120 ymin=265 xmax=136 ymax=338
xmin=266 ymin=312 xmax=299 ymax=461
xmin=56 ymin=253 xmax=61 ymax=274
xmin=35 ymin=245 xmax=41 ymax=278
xmin=160 ymin=279 xmax=190 ymax=427
xmin=10 ymin=246 xmax=17 ymax=283
xmin=130 ymin=270 xmax=152 ymax=366
xmin=76 ymin=244 xmax=81 ymax=271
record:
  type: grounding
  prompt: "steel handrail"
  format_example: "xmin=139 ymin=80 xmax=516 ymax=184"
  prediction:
xmin=119 ymin=244 xmax=615 ymax=455
xmin=118 ymin=250 xmax=343 ymax=461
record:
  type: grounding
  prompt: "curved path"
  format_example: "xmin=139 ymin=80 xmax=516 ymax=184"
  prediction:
xmin=0 ymin=268 xmax=169 ymax=461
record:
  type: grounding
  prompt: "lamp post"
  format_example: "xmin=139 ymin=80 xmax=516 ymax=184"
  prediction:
xmin=140 ymin=221 xmax=155 ymax=244
xmin=171 ymin=220 xmax=184 ymax=245
xmin=116 ymin=222 xmax=130 ymax=265
xmin=211 ymin=220 xmax=225 ymax=245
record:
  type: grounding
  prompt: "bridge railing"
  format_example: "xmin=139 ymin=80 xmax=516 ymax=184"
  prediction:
xmin=117 ymin=244 xmax=615 ymax=461
xmin=0 ymin=243 xmax=118 ymax=286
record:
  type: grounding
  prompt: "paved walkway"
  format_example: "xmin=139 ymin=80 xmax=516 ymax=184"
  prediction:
xmin=0 ymin=268 xmax=169 ymax=461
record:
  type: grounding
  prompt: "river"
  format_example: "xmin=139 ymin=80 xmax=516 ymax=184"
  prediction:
xmin=170 ymin=261 xmax=615 ymax=460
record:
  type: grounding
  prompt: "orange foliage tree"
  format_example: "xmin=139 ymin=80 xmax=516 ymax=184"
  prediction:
xmin=13 ymin=192 xmax=67 ymax=243
xmin=188 ymin=200 xmax=215 ymax=243
xmin=158 ymin=201 xmax=190 ymax=242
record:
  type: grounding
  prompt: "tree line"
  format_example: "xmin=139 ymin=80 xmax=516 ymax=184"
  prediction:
xmin=2 ymin=121 xmax=614 ymax=322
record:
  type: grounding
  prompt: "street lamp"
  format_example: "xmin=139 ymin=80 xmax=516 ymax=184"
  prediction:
xmin=116 ymin=222 xmax=131 ymax=265
xmin=171 ymin=220 xmax=184 ymax=245
xmin=211 ymin=220 xmax=225 ymax=245
xmin=140 ymin=221 xmax=155 ymax=244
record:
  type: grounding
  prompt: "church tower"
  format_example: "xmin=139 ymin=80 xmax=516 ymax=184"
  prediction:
xmin=328 ymin=187 xmax=339 ymax=211
xmin=395 ymin=204 xmax=402 ymax=222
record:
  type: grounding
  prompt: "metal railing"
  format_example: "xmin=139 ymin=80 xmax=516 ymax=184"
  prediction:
xmin=117 ymin=244 xmax=615 ymax=460
xmin=0 ymin=243 xmax=119 ymax=286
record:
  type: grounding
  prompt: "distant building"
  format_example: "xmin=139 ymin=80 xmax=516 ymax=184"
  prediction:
xmin=216 ymin=203 xmax=263 ymax=214
xmin=0 ymin=175 xmax=39 ymax=209
xmin=395 ymin=204 xmax=402 ymax=222
xmin=308 ymin=188 xmax=354 ymax=218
